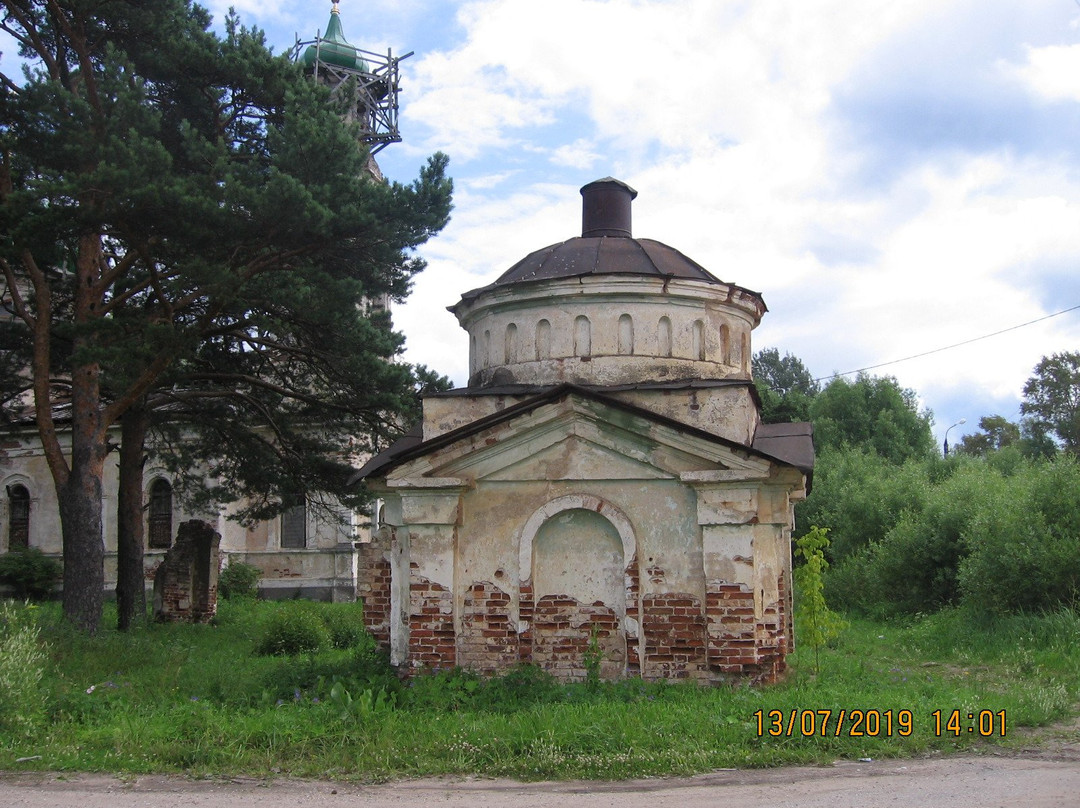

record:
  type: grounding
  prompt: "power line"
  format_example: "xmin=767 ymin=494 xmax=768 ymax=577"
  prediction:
xmin=813 ymin=303 xmax=1080 ymax=384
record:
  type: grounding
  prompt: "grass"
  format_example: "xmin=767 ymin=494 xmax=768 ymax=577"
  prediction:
xmin=1 ymin=599 xmax=1078 ymax=781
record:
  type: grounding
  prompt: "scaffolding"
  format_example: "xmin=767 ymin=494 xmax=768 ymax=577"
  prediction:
xmin=293 ymin=36 xmax=413 ymax=156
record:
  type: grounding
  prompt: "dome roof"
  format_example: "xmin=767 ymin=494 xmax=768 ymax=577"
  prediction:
xmin=302 ymin=4 xmax=370 ymax=72
xmin=457 ymin=178 xmax=733 ymax=304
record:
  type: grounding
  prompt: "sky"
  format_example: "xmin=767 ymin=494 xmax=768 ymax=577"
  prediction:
xmin=65 ymin=2 xmax=1080 ymax=445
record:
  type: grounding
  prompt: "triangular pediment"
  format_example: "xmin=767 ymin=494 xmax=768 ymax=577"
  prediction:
xmin=484 ymin=434 xmax=674 ymax=481
xmin=386 ymin=391 xmax=773 ymax=485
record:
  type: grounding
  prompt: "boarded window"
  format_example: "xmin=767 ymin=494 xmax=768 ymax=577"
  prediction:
xmin=148 ymin=479 xmax=173 ymax=549
xmin=281 ymin=502 xmax=307 ymax=549
xmin=8 ymin=484 xmax=29 ymax=550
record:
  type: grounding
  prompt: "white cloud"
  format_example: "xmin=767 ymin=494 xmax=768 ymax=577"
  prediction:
xmin=308 ymin=0 xmax=1080 ymax=438
xmin=1010 ymin=43 xmax=1080 ymax=103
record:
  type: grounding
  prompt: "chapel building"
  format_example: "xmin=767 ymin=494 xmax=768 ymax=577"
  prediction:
xmin=356 ymin=178 xmax=813 ymax=683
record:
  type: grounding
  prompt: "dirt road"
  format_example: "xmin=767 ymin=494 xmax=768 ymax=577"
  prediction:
xmin=3 ymin=754 xmax=1080 ymax=808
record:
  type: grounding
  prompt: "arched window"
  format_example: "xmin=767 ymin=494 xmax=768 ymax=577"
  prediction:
xmin=618 ymin=314 xmax=634 ymax=355
xmin=692 ymin=320 xmax=706 ymax=361
xmin=281 ymin=499 xmax=307 ymax=549
xmin=658 ymin=317 xmax=672 ymax=358
xmin=7 ymin=484 xmax=29 ymax=550
xmin=574 ymin=315 xmax=591 ymax=357
xmin=505 ymin=323 xmax=518 ymax=364
xmin=147 ymin=479 xmax=173 ymax=549
xmin=536 ymin=319 xmax=551 ymax=360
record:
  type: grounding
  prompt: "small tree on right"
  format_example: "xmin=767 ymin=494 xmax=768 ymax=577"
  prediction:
xmin=1021 ymin=352 xmax=1080 ymax=454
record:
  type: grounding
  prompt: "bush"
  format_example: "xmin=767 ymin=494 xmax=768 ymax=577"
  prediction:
xmin=0 ymin=547 xmax=62 ymax=600
xmin=218 ymin=561 xmax=262 ymax=600
xmin=960 ymin=456 xmax=1080 ymax=614
xmin=0 ymin=601 xmax=47 ymax=735
xmin=824 ymin=459 xmax=1002 ymax=616
xmin=319 ymin=603 xmax=372 ymax=650
xmin=796 ymin=448 xmax=933 ymax=561
xmin=254 ymin=601 xmax=330 ymax=656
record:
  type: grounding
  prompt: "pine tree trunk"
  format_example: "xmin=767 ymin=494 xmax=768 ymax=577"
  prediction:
xmin=116 ymin=402 xmax=149 ymax=631
xmin=58 ymin=452 xmax=106 ymax=635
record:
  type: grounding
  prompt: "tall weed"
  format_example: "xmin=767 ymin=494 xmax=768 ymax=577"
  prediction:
xmin=0 ymin=601 xmax=47 ymax=736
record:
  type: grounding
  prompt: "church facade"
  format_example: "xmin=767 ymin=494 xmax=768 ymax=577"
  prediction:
xmin=356 ymin=179 xmax=813 ymax=683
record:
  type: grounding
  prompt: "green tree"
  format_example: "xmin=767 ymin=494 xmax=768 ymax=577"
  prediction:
xmin=809 ymin=373 xmax=934 ymax=464
xmin=0 ymin=1 xmax=452 ymax=632
xmin=752 ymin=348 xmax=818 ymax=424
xmin=793 ymin=526 xmax=846 ymax=675
xmin=957 ymin=415 xmax=1020 ymax=456
xmin=1021 ymin=352 xmax=1080 ymax=453
xmin=957 ymin=414 xmax=1056 ymax=462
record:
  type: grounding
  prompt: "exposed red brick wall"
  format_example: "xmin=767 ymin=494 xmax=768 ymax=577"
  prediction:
xmin=705 ymin=583 xmax=758 ymax=676
xmin=642 ymin=592 xmax=706 ymax=680
xmin=356 ymin=531 xmax=392 ymax=647
xmin=750 ymin=572 xmax=790 ymax=683
xmin=531 ymin=595 xmax=624 ymax=681
xmin=459 ymin=580 xmax=519 ymax=675
xmin=152 ymin=520 xmax=219 ymax=624
xmin=408 ymin=563 xmax=455 ymax=669
xmin=518 ymin=579 xmax=534 ymax=664
xmin=625 ymin=556 xmax=640 ymax=674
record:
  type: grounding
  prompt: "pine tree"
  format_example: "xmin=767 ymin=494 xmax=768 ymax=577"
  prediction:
xmin=0 ymin=1 xmax=452 ymax=632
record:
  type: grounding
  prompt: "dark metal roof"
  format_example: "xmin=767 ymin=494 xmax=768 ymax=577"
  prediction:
xmin=752 ymin=421 xmax=815 ymax=481
xmin=456 ymin=236 xmax=731 ymax=304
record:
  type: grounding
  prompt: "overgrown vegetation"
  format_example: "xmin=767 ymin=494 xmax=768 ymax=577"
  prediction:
xmin=0 ymin=547 xmax=62 ymax=601
xmin=819 ymin=452 xmax=1080 ymax=618
xmin=217 ymin=562 xmax=262 ymax=601
xmin=0 ymin=599 xmax=1077 ymax=780
xmin=0 ymin=602 xmax=47 ymax=736
xmin=793 ymin=528 xmax=846 ymax=674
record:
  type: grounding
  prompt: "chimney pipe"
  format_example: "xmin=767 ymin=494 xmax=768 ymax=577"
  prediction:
xmin=580 ymin=177 xmax=637 ymax=238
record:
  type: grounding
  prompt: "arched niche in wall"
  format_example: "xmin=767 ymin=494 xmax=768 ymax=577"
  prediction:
xmin=505 ymin=323 xmax=518 ymax=364
xmin=658 ymin=316 xmax=672 ymax=358
xmin=536 ymin=319 xmax=551 ymax=360
xmin=692 ymin=319 xmax=706 ymax=361
xmin=574 ymin=315 xmax=591 ymax=358
xmin=518 ymin=494 xmax=638 ymax=679
xmin=618 ymin=314 xmax=634 ymax=355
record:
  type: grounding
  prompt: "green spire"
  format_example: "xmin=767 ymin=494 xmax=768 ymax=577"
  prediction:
xmin=302 ymin=3 xmax=369 ymax=72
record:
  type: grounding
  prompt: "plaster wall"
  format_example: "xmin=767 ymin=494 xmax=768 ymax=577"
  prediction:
xmin=454 ymin=277 xmax=763 ymax=387
xmin=422 ymin=385 xmax=759 ymax=444
xmin=0 ymin=427 xmax=361 ymax=601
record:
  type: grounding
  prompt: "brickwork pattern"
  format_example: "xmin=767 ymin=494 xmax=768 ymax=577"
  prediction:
xmin=751 ymin=572 xmax=790 ymax=683
xmin=356 ymin=533 xmax=392 ymax=646
xmin=532 ymin=595 xmax=624 ymax=681
xmin=518 ymin=580 xmax=534 ymax=664
xmin=408 ymin=563 xmax=455 ymax=669
xmin=625 ymin=556 xmax=640 ymax=674
xmin=152 ymin=520 xmax=220 ymax=624
xmin=642 ymin=592 xmax=707 ymax=680
xmin=705 ymin=582 xmax=757 ymax=675
xmin=459 ymin=580 xmax=519 ymax=675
